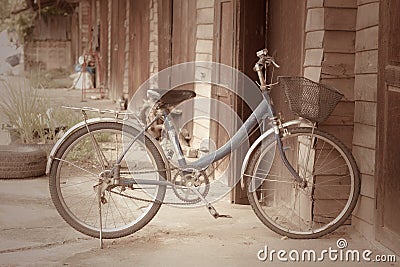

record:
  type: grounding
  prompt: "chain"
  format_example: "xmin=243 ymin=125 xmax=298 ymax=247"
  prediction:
xmin=109 ymin=189 xmax=197 ymax=205
xmin=122 ymin=166 xmax=177 ymax=175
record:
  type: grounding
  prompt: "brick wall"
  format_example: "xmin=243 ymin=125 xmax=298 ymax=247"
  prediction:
xmin=351 ymin=0 xmax=379 ymax=241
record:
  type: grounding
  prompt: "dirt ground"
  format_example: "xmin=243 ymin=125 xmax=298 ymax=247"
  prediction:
xmin=0 ymin=86 xmax=398 ymax=266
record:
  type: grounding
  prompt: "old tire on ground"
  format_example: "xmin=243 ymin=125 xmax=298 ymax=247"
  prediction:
xmin=0 ymin=145 xmax=47 ymax=178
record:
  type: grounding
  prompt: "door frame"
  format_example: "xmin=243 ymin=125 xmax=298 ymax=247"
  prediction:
xmin=211 ymin=0 xmax=267 ymax=204
xmin=375 ymin=0 xmax=400 ymax=255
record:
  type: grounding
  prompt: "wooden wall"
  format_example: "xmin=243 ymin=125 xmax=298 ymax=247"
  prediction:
xmin=352 ymin=0 xmax=380 ymax=241
xmin=302 ymin=0 xmax=357 ymax=225
xmin=303 ymin=0 xmax=357 ymax=149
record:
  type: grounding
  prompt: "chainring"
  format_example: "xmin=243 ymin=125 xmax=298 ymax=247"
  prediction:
xmin=171 ymin=170 xmax=210 ymax=204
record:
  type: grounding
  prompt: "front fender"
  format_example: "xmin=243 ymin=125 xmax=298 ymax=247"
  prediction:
xmin=46 ymin=118 xmax=168 ymax=175
xmin=240 ymin=119 xmax=308 ymax=188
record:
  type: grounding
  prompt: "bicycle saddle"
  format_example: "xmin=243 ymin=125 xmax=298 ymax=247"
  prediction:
xmin=148 ymin=89 xmax=196 ymax=107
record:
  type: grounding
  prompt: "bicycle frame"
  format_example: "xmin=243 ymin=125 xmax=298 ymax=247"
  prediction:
xmin=112 ymin=87 xmax=305 ymax=187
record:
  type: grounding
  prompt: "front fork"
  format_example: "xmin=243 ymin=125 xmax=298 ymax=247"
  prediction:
xmin=271 ymin=118 xmax=308 ymax=188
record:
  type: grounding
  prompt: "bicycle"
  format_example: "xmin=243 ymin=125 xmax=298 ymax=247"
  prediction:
xmin=47 ymin=49 xmax=360 ymax=244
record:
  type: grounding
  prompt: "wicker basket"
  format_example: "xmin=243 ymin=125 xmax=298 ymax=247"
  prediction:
xmin=278 ymin=77 xmax=344 ymax=123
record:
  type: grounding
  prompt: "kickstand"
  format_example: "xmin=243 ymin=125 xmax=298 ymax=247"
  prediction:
xmin=189 ymin=187 xmax=232 ymax=219
xmin=98 ymin=188 xmax=104 ymax=249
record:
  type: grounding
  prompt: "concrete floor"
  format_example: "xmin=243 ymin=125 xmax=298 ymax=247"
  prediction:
xmin=0 ymin=176 xmax=398 ymax=267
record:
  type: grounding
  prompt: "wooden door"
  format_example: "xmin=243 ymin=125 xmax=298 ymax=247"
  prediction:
xmin=128 ymin=0 xmax=150 ymax=96
xmin=211 ymin=0 xmax=266 ymax=204
xmin=99 ymin=0 xmax=109 ymax=93
xmin=210 ymin=0 xmax=236 ymax=186
xmin=170 ymin=0 xmax=197 ymax=140
xmin=376 ymin=0 xmax=400 ymax=255
xmin=110 ymin=0 xmax=126 ymax=101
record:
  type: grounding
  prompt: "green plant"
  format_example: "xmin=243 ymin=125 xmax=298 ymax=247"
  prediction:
xmin=0 ymin=78 xmax=80 ymax=144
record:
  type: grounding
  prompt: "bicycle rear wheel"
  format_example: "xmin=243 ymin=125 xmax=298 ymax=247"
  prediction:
xmin=49 ymin=122 xmax=167 ymax=239
xmin=246 ymin=127 xmax=360 ymax=239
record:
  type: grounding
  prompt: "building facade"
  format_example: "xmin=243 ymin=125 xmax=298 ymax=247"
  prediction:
xmin=31 ymin=0 xmax=399 ymax=255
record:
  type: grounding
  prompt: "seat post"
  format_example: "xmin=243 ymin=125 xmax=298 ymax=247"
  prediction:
xmin=163 ymin=111 xmax=188 ymax=167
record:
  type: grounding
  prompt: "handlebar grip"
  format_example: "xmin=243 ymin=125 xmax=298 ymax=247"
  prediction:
xmin=270 ymin=58 xmax=280 ymax=68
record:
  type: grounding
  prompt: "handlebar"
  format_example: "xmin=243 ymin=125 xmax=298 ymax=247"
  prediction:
xmin=255 ymin=48 xmax=280 ymax=69
xmin=253 ymin=49 xmax=279 ymax=90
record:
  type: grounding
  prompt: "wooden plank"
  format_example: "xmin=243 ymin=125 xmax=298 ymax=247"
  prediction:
xmin=353 ymin=145 xmax=375 ymax=175
xmin=355 ymin=50 xmax=378 ymax=74
xmin=321 ymin=53 xmax=355 ymax=78
xmin=353 ymin=123 xmax=376 ymax=149
xmin=314 ymin=175 xmax=351 ymax=199
xmin=324 ymin=8 xmax=357 ymax=31
xmin=385 ymin=65 xmax=400 ymax=87
xmin=353 ymin=195 xmax=374 ymax=224
xmin=324 ymin=0 xmax=357 ymax=8
xmin=360 ymin=174 xmax=374 ymax=198
xmin=355 ymin=26 xmax=379 ymax=52
xmin=99 ymin=0 xmax=109 ymax=91
xmin=314 ymin=150 xmax=351 ymax=176
xmin=321 ymin=78 xmax=355 ymax=101
xmin=356 ymin=2 xmax=379 ymax=30
xmin=354 ymin=74 xmax=377 ymax=101
xmin=354 ymin=101 xmax=377 ymax=126
xmin=157 ymin=0 xmax=172 ymax=71
xmin=319 ymin=125 xmax=354 ymax=148
xmin=323 ymin=101 xmax=355 ymax=126
xmin=313 ymin=200 xmax=348 ymax=217
xmin=109 ymin=0 xmax=119 ymax=101
xmin=324 ymin=31 xmax=355 ymax=53
xmin=128 ymin=0 xmax=150 ymax=97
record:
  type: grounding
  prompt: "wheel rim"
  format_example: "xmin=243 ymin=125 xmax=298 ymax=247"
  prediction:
xmin=54 ymin=128 xmax=164 ymax=235
xmin=249 ymin=130 xmax=355 ymax=236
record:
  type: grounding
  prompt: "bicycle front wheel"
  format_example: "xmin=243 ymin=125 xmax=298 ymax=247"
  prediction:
xmin=246 ymin=127 xmax=360 ymax=239
xmin=49 ymin=122 xmax=167 ymax=239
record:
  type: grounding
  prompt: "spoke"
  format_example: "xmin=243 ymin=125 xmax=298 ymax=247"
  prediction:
xmin=60 ymin=177 xmax=97 ymax=188
xmin=110 ymin=194 xmax=128 ymax=226
xmin=315 ymin=146 xmax=335 ymax=172
xmin=315 ymin=163 xmax=348 ymax=176
xmin=314 ymin=140 xmax=327 ymax=167
xmin=55 ymin=157 xmax=99 ymax=177
xmin=82 ymin=195 xmax=97 ymax=224
xmin=121 ymin=194 xmax=139 ymax=219
xmin=107 ymin=193 xmax=118 ymax=228
xmin=62 ymin=189 xmax=96 ymax=201
xmin=315 ymin=175 xmax=350 ymax=185
xmin=244 ymin=173 xmax=297 ymax=184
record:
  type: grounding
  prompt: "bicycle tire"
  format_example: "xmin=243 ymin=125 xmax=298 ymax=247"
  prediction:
xmin=49 ymin=122 xmax=167 ymax=239
xmin=246 ymin=127 xmax=360 ymax=239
